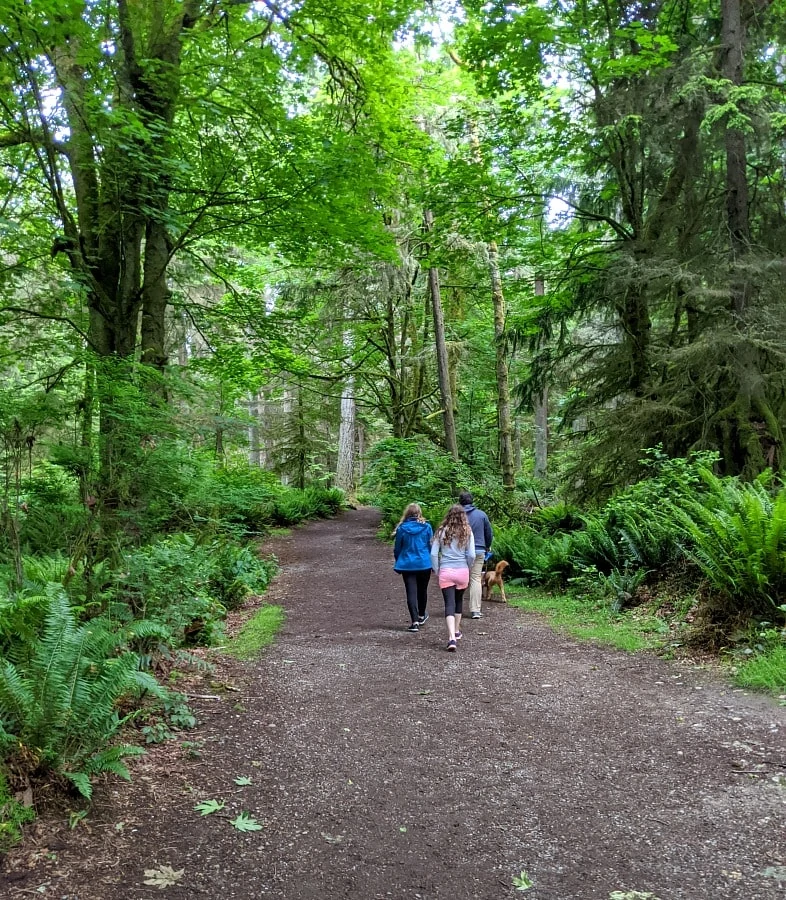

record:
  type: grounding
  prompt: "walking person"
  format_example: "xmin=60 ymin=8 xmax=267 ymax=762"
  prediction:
xmin=459 ymin=491 xmax=493 ymax=620
xmin=393 ymin=503 xmax=434 ymax=632
xmin=430 ymin=505 xmax=475 ymax=652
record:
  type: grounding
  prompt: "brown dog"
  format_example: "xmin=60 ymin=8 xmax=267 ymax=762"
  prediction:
xmin=481 ymin=559 xmax=509 ymax=603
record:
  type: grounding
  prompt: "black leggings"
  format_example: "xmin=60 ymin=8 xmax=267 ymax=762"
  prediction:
xmin=441 ymin=586 xmax=465 ymax=618
xmin=401 ymin=569 xmax=431 ymax=623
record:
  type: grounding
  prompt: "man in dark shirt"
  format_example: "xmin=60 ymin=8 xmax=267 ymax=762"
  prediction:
xmin=459 ymin=491 xmax=493 ymax=619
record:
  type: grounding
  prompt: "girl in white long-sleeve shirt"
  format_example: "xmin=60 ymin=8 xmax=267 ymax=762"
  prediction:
xmin=430 ymin=505 xmax=475 ymax=652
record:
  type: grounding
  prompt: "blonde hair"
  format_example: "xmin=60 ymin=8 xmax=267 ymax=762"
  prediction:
xmin=435 ymin=504 xmax=471 ymax=549
xmin=393 ymin=502 xmax=426 ymax=534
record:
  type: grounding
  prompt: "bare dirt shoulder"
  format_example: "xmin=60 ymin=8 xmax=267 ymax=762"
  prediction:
xmin=3 ymin=507 xmax=785 ymax=900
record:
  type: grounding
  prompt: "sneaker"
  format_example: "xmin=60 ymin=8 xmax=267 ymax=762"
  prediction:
xmin=470 ymin=612 xmax=482 ymax=619
xmin=417 ymin=613 xmax=429 ymax=626
xmin=446 ymin=639 xmax=457 ymax=652
xmin=455 ymin=630 xmax=463 ymax=641
xmin=407 ymin=622 xmax=419 ymax=632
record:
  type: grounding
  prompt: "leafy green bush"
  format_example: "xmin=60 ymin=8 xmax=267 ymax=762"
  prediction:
xmin=363 ymin=437 xmax=469 ymax=530
xmin=0 ymin=586 xmax=166 ymax=799
xmin=15 ymin=463 xmax=88 ymax=557
xmin=178 ymin=462 xmax=285 ymax=535
xmin=363 ymin=437 xmax=516 ymax=532
xmin=113 ymin=531 xmax=279 ymax=639
xmin=114 ymin=534 xmax=226 ymax=644
xmin=568 ymin=514 xmax=628 ymax=573
xmin=149 ymin=462 xmax=344 ymax=537
xmin=492 ymin=524 xmax=546 ymax=579
xmin=0 ymin=767 xmax=35 ymax=851
xmin=529 ymin=502 xmax=585 ymax=534
xmin=493 ymin=526 xmax=578 ymax=584
xmin=263 ymin=486 xmax=345 ymax=526
xmin=490 ymin=453 xmax=720 ymax=589
xmin=138 ymin=692 xmax=198 ymax=745
xmin=672 ymin=472 xmax=786 ymax=617
xmin=0 ymin=589 xmax=54 ymax=656
xmin=567 ymin=564 xmax=649 ymax=612
xmin=207 ymin=540 xmax=275 ymax=611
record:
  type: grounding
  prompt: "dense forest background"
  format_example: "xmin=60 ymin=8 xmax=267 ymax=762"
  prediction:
xmin=1 ymin=0 xmax=785 ymax=843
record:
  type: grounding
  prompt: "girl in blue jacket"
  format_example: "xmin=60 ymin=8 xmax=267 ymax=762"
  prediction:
xmin=393 ymin=503 xmax=433 ymax=632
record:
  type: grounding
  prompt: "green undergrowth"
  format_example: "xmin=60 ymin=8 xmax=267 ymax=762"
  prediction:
xmin=508 ymin=586 xmax=668 ymax=652
xmin=226 ymin=604 xmax=285 ymax=660
xmin=732 ymin=636 xmax=786 ymax=694
xmin=0 ymin=771 xmax=35 ymax=852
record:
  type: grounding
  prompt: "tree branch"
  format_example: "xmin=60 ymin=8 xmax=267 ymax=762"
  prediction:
xmin=0 ymin=306 xmax=92 ymax=346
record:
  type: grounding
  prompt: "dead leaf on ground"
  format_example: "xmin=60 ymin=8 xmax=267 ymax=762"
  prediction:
xmin=143 ymin=864 xmax=185 ymax=888
xmin=321 ymin=831 xmax=344 ymax=844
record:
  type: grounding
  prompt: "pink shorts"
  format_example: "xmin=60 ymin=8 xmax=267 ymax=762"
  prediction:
xmin=438 ymin=567 xmax=469 ymax=590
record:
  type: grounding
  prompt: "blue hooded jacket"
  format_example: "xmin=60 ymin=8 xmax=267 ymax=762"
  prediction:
xmin=393 ymin=518 xmax=434 ymax=572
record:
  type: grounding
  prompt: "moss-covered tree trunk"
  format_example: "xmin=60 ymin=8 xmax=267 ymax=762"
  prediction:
xmin=488 ymin=241 xmax=515 ymax=489
xmin=718 ymin=0 xmax=782 ymax=475
xmin=424 ymin=210 xmax=459 ymax=461
xmin=533 ymin=277 xmax=549 ymax=481
xmin=42 ymin=1 xmax=200 ymax=506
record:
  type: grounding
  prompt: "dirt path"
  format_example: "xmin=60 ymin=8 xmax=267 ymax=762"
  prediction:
xmin=4 ymin=508 xmax=785 ymax=899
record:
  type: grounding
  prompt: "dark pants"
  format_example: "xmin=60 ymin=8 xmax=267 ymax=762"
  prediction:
xmin=401 ymin=569 xmax=431 ymax=623
xmin=441 ymin=585 xmax=465 ymax=618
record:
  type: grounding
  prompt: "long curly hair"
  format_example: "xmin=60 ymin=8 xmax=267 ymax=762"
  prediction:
xmin=435 ymin=504 xmax=472 ymax=549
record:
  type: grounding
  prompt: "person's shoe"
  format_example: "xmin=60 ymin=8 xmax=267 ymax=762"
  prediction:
xmin=446 ymin=639 xmax=457 ymax=652
xmin=470 ymin=611 xmax=482 ymax=619
xmin=455 ymin=630 xmax=463 ymax=641
xmin=417 ymin=613 xmax=429 ymax=626
xmin=407 ymin=622 xmax=419 ymax=632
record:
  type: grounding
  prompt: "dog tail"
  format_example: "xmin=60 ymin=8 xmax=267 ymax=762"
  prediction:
xmin=494 ymin=560 xmax=508 ymax=574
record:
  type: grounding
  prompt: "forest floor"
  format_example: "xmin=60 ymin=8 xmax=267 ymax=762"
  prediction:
xmin=3 ymin=507 xmax=786 ymax=900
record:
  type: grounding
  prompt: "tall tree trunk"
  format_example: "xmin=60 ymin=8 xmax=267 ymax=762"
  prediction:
xmin=719 ymin=0 xmax=781 ymax=473
xmin=722 ymin=0 xmax=751 ymax=314
xmin=384 ymin=290 xmax=404 ymax=438
xmin=424 ymin=210 xmax=459 ymax=461
xmin=489 ymin=241 xmax=515 ymax=488
xmin=140 ymin=219 xmax=172 ymax=375
xmin=336 ymin=388 xmax=356 ymax=496
xmin=466 ymin=118 xmax=514 ymax=484
xmin=43 ymin=1 xmax=201 ymax=508
xmin=533 ymin=277 xmax=549 ymax=480
xmin=248 ymin=391 xmax=262 ymax=467
xmin=356 ymin=420 xmax=366 ymax=485
xmin=336 ymin=329 xmax=357 ymax=497
xmin=296 ymin=385 xmax=306 ymax=490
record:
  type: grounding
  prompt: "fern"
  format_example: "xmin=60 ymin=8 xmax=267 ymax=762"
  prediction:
xmin=672 ymin=474 xmax=786 ymax=616
xmin=0 ymin=586 xmax=166 ymax=792
xmin=64 ymin=745 xmax=146 ymax=799
xmin=21 ymin=554 xmax=71 ymax=588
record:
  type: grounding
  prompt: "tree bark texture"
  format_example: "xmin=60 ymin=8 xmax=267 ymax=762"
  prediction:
xmin=716 ymin=0 xmax=782 ymax=473
xmin=423 ymin=210 xmax=459 ymax=461
xmin=248 ymin=391 xmax=262 ymax=467
xmin=336 ymin=386 xmax=357 ymax=496
xmin=336 ymin=328 xmax=357 ymax=496
xmin=42 ymin=1 xmax=201 ymax=502
xmin=533 ymin=277 xmax=549 ymax=481
xmin=489 ymin=241 xmax=515 ymax=488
